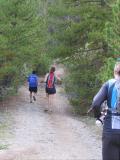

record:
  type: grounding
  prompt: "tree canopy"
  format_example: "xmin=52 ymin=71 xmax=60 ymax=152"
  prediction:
xmin=44 ymin=0 xmax=117 ymax=113
xmin=0 ymin=0 xmax=51 ymax=98
xmin=0 ymin=0 xmax=120 ymax=114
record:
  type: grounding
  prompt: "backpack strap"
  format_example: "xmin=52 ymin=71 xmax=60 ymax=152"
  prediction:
xmin=46 ymin=74 xmax=55 ymax=82
xmin=46 ymin=73 xmax=55 ymax=88
xmin=107 ymin=80 xmax=116 ymax=109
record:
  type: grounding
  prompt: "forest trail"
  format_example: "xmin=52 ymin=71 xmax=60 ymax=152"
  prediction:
xmin=0 ymin=67 xmax=102 ymax=160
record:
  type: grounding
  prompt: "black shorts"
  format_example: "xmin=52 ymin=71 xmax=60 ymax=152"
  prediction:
xmin=29 ymin=87 xmax=37 ymax=93
xmin=45 ymin=87 xmax=56 ymax=95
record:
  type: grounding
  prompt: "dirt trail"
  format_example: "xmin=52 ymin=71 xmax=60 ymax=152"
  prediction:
xmin=0 ymin=68 xmax=102 ymax=160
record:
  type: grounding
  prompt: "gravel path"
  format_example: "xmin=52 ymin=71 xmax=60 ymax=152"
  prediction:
xmin=0 ymin=69 xmax=102 ymax=160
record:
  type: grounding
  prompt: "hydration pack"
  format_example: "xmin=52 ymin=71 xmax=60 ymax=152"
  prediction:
xmin=29 ymin=75 xmax=37 ymax=87
xmin=46 ymin=73 xmax=55 ymax=88
xmin=108 ymin=80 xmax=120 ymax=113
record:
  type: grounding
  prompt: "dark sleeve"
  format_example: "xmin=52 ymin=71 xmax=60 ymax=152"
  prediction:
xmin=92 ymin=82 xmax=108 ymax=118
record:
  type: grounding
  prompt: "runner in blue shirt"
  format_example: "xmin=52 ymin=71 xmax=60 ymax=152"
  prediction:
xmin=28 ymin=71 xmax=38 ymax=103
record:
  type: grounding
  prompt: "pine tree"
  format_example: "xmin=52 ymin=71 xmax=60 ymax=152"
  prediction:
xmin=105 ymin=0 xmax=120 ymax=56
xmin=46 ymin=0 xmax=112 ymax=113
xmin=0 ymin=0 xmax=48 ymax=98
xmin=98 ymin=0 xmax=120 ymax=83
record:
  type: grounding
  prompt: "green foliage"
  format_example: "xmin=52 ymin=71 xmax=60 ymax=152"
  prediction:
xmin=97 ymin=57 xmax=115 ymax=82
xmin=0 ymin=144 xmax=8 ymax=150
xmin=35 ymin=54 xmax=52 ymax=75
xmin=104 ymin=0 xmax=120 ymax=55
xmin=46 ymin=0 xmax=112 ymax=114
xmin=0 ymin=0 xmax=49 ymax=98
xmin=64 ymin=53 xmax=103 ymax=114
xmin=98 ymin=0 xmax=120 ymax=83
xmin=1 ymin=0 xmax=119 ymax=117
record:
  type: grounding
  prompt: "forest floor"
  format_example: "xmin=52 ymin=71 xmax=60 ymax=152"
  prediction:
xmin=0 ymin=66 xmax=102 ymax=160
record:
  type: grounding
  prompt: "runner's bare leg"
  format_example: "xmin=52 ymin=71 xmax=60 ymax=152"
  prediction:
xmin=30 ymin=92 xmax=32 ymax=103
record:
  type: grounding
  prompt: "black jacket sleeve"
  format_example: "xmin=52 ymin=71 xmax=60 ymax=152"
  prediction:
xmin=92 ymin=82 xmax=108 ymax=118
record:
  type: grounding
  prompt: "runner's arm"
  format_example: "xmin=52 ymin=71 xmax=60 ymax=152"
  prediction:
xmin=92 ymin=82 xmax=108 ymax=118
xmin=54 ymin=73 xmax=62 ymax=84
xmin=44 ymin=73 xmax=49 ymax=83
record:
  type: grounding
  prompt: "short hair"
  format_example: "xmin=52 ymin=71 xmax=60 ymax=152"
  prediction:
xmin=32 ymin=70 xmax=36 ymax=74
xmin=114 ymin=62 xmax=120 ymax=75
xmin=50 ymin=66 xmax=55 ymax=73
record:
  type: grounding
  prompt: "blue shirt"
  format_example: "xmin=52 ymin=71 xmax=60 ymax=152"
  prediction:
xmin=28 ymin=74 xmax=38 ymax=87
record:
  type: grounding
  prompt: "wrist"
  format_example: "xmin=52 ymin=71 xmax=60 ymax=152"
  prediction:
xmin=96 ymin=118 xmax=103 ymax=125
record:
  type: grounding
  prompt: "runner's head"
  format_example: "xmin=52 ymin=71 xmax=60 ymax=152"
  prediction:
xmin=114 ymin=62 xmax=120 ymax=76
xmin=32 ymin=70 xmax=36 ymax=74
xmin=50 ymin=66 xmax=55 ymax=73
